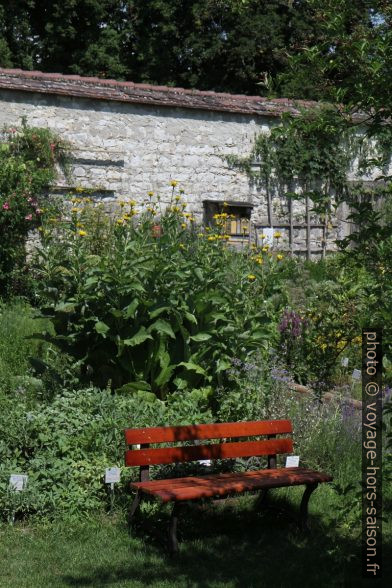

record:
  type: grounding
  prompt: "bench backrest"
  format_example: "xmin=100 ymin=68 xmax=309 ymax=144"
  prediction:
xmin=124 ymin=420 xmax=293 ymax=481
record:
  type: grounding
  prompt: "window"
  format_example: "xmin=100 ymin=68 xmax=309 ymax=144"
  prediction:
xmin=202 ymin=200 xmax=253 ymax=242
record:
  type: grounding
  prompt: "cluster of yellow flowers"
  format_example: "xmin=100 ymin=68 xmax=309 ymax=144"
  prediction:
xmin=207 ymin=234 xmax=230 ymax=241
xmin=250 ymin=248 xmax=284 ymax=264
xmin=213 ymin=213 xmax=236 ymax=220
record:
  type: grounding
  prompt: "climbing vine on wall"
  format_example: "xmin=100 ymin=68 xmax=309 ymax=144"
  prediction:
xmin=227 ymin=104 xmax=392 ymax=230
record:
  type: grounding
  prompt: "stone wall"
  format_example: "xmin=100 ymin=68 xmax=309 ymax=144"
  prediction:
xmin=0 ymin=77 xmax=350 ymax=255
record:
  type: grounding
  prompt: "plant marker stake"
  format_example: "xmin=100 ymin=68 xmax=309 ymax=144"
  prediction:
xmin=105 ymin=468 xmax=120 ymax=513
xmin=9 ymin=474 xmax=28 ymax=526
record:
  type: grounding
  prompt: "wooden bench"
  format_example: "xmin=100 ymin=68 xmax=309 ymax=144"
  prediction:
xmin=124 ymin=419 xmax=332 ymax=553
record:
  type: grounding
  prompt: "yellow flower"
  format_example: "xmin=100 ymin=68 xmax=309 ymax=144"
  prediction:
xmin=223 ymin=201 xmax=228 ymax=207
xmin=260 ymin=233 xmax=267 ymax=239
xmin=255 ymin=257 xmax=263 ymax=264
xmin=181 ymin=223 xmax=186 ymax=229
xmin=223 ymin=234 xmax=230 ymax=240
xmin=78 ymin=230 xmax=87 ymax=236
xmin=262 ymin=246 xmax=269 ymax=252
xmin=117 ymin=218 xmax=124 ymax=225
xmin=208 ymin=236 xmax=216 ymax=241
xmin=179 ymin=243 xmax=185 ymax=249
xmin=119 ymin=201 xmax=126 ymax=208
xmin=75 ymin=187 xmax=83 ymax=193
xmin=71 ymin=207 xmax=80 ymax=213
xmin=170 ymin=180 xmax=178 ymax=187
xmin=197 ymin=233 xmax=204 ymax=237
xmin=274 ymin=231 xmax=282 ymax=239
xmin=277 ymin=254 xmax=284 ymax=261
xmin=148 ymin=191 xmax=154 ymax=197
xmin=172 ymin=206 xmax=180 ymax=213
xmin=247 ymin=274 xmax=256 ymax=280
xmin=76 ymin=222 xmax=84 ymax=228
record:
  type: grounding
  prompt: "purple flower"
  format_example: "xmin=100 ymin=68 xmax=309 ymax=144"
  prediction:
xmin=278 ymin=309 xmax=307 ymax=339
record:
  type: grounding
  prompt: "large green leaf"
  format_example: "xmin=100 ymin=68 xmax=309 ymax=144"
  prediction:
xmin=178 ymin=361 xmax=206 ymax=375
xmin=94 ymin=321 xmax=110 ymax=337
xmin=148 ymin=319 xmax=175 ymax=339
xmin=154 ymin=364 xmax=176 ymax=387
xmin=123 ymin=326 xmax=153 ymax=346
xmin=123 ymin=299 xmax=139 ymax=318
xmin=115 ymin=381 xmax=151 ymax=393
xmin=150 ymin=306 xmax=171 ymax=319
xmin=190 ymin=332 xmax=212 ymax=342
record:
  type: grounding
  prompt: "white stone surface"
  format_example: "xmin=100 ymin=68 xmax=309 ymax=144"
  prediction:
xmin=0 ymin=89 xmax=352 ymax=253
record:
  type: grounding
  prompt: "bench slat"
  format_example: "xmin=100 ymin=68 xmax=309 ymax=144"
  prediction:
xmin=125 ymin=438 xmax=293 ymax=466
xmin=124 ymin=420 xmax=292 ymax=445
xmin=131 ymin=467 xmax=332 ymax=502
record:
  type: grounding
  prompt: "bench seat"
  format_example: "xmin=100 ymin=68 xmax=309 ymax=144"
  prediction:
xmin=131 ymin=467 xmax=332 ymax=502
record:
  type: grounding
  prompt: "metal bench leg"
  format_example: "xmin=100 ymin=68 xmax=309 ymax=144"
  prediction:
xmin=254 ymin=489 xmax=269 ymax=510
xmin=168 ymin=502 xmax=180 ymax=554
xmin=128 ymin=490 xmax=142 ymax=532
xmin=299 ymin=482 xmax=318 ymax=531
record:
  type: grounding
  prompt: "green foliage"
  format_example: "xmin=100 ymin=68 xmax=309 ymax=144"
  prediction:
xmin=276 ymin=257 xmax=371 ymax=391
xmin=229 ymin=104 xmax=391 ymax=222
xmin=276 ymin=1 xmax=392 ymax=122
xmin=0 ymin=386 xmax=213 ymax=521
xmin=0 ymin=0 xmax=342 ymax=96
xmin=0 ymin=120 xmax=70 ymax=296
xmin=0 ymin=300 xmax=50 ymax=395
xmin=31 ymin=191 xmax=283 ymax=397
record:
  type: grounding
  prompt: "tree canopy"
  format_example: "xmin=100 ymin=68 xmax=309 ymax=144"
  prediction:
xmin=0 ymin=0 xmax=374 ymax=97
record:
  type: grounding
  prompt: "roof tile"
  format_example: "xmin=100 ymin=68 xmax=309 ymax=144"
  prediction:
xmin=0 ymin=67 xmax=318 ymax=117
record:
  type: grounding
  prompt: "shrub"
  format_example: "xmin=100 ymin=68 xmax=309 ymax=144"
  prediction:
xmin=0 ymin=120 xmax=70 ymax=296
xmin=31 ymin=189 xmax=290 ymax=397
xmin=0 ymin=387 xmax=213 ymax=521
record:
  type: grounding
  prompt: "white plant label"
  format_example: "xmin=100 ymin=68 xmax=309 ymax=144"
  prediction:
xmin=261 ymin=227 xmax=274 ymax=247
xmin=341 ymin=357 xmax=349 ymax=367
xmin=352 ymin=369 xmax=361 ymax=380
xmin=105 ymin=467 xmax=121 ymax=484
xmin=9 ymin=474 xmax=28 ymax=491
xmin=199 ymin=460 xmax=212 ymax=466
xmin=285 ymin=456 xmax=300 ymax=468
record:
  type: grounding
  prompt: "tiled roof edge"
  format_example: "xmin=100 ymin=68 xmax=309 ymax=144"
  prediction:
xmin=0 ymin=68 xmax=319 ymax=117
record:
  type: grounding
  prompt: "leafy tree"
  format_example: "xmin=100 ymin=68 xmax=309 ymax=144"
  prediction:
xmin=0 ymin=0 xmax=338 ymax=95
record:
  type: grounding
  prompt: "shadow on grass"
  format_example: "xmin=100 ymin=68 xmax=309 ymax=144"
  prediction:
xmin=62 ymin=494 xmax=390 ymax=588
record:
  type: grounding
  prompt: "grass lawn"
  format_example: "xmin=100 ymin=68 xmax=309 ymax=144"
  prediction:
xmin=0 ymin=487 xmax=390 ymax=588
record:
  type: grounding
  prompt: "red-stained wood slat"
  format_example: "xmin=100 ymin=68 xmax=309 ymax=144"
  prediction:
xmin=130 ymin=468 xmax=332 ymax=502
xmin=124 ymin=420 xmax=292 ymax=445
xmin=125 ymin=438 xmax=293 ymax=467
